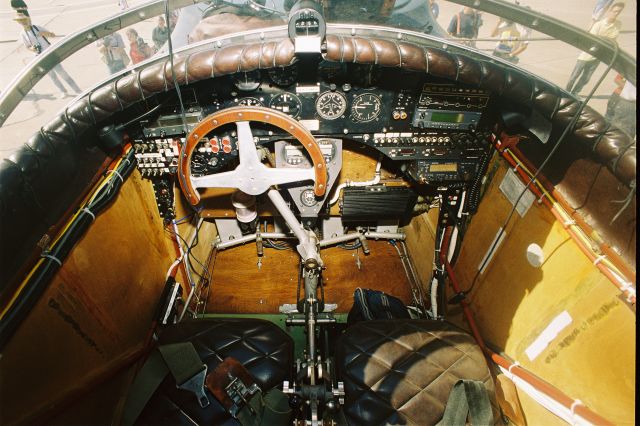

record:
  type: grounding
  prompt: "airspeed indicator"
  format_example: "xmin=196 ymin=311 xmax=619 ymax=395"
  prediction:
xmin=351 ymin=93 xmax=381 ymax=122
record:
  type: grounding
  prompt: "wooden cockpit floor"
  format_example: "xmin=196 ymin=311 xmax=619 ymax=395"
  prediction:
xmin=204 ymin=240 xmax=413 ymax=314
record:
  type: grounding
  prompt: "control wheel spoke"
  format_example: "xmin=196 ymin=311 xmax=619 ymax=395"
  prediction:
xmin=235 ymin=121 xmax=261 ymax=168
xmin=262 ymin=167 xmax=315 ymax=188
xmin=192 ymin=170 xmax=241 ymax=190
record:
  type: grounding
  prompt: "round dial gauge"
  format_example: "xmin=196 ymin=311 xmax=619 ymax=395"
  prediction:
xmin=316 ymin=91 xmax=347 ymax=120
xmin=269 ymin=93 xmax=302 ymax=118
xmin=268 ymin=65 xmax=298 ymax=87
xmin=351 ymin=93 xmax=382 ymax=122
xmin=300 ymin=189 xmax=318 ymax=207
xmin=236 ymin=97 xmax=263 ymax=107
xmin=233 ymin=70 xmax=261 ymax=91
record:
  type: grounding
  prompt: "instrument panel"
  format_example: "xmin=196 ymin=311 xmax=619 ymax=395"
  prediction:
xmin=133 ymin=62 xmax=496 ymax=218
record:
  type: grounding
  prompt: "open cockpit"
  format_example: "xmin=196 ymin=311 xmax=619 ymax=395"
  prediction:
xmin=0 ymin=1 xmax=635 ymax=425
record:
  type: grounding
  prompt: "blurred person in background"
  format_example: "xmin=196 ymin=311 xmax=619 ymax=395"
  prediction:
xmin=97 ymin=32 xmax=130 ymax=74
xmin=609 ymin=79 xmax=636 ymax=136
xmin=126 ymin=28 xmax=154 ymax=64
xmin=491 ymin=17 xmax=531 ymax=64
xmin=591 ymin=0 xmax=613 ymax=25
xmin=429 ymin=0 xmax=439 ymax=20
xmin=14 ymin=14 xmax=82 ymax=98
xmin=565 ymin=2 xmax=624 ymax=95
xmin=605 ymin=73 xmax=626 ymax=120
xmin=447 ymin=7 xmax=482 ymax=47
xmin=11 ymin=0 xmax=29 ymax=17
xmin=152 ymin=16 xmax=170 ymax=50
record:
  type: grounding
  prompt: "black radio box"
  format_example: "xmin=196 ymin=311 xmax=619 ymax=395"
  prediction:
xmin=341 ymin=185 xmax=417 ymax=222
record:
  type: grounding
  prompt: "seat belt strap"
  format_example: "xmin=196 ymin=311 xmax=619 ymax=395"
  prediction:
xmin=121 ymin=342 xmax=209 ymax=426
xmin=437 ymin=379 xmax=493 ymax=426
xmin=121 ymin=350 xmax=169 ymax=426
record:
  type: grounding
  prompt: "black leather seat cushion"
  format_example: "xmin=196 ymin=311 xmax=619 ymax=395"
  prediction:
xmin=137 ymin=318 xmax=293 ymax=425
xmin=336 ymin=320 xmax=497 ymax=426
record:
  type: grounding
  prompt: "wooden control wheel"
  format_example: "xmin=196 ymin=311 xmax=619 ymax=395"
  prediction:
xmin=178 ymin=106 xmax=328 ymax=205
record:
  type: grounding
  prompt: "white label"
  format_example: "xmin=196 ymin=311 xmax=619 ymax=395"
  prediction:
xmin=499 ymin=168 xmax=536 ymax=217
xmin=299 ymin=120 xmax=320 ymax=131
xmin=525 ymin=311 xmax=573 ymax=361
xmin=296 ymin=84 xmax=320 ymax=94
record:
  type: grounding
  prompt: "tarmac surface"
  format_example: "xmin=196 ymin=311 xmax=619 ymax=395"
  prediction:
xmin=0 ymin=0 xmax=636 ymax=160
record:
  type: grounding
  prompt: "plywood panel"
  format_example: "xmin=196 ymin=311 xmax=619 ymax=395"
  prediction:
xmin=207 ymin=240 xmax=412 ymax=313
xmin=453 ymin=161 xmax=635 ymax=425
xmin=403 ymin=208 xmax=439 ymax=295
xmin=0 ymin=171 xmax=175 ymax=423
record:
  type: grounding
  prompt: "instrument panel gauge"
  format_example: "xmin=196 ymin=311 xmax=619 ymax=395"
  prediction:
xmin=236 ymin=97 xmax=264 ymax=107
xmin=300 ymin=189 xmax=318 ymax=207
xmin=269 ymin=93 xmax=302 ymax=118
xmin=233 ymin=70 xmax=261 ymax=91
xmin=268 ymin=65 xmax=298 ymax=87
xmin=351 ymin=93 xmax=382 ymax=122
xmin=315 ymin=91 xmax=347 ymax=120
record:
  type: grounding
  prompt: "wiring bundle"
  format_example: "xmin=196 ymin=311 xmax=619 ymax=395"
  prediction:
xmin=0 ymin=146 xmax=137 ymax=350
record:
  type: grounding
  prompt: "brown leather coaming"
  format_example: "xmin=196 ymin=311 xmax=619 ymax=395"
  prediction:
xmin=15 ymin=36 xmax=633 ymax=240
xmin=53 ymin=35 xmax=632 ymax=188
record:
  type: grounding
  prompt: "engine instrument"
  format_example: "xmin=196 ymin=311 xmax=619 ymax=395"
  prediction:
xmin=269 ymin=93 xmax=302 ymax=118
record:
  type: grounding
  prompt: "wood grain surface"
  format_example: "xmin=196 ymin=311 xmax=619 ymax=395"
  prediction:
xmin=205 ymin=239 xmax=412 ymax=313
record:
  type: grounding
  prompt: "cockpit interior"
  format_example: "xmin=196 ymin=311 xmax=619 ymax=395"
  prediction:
xmin=0 ymin=1 xmax=635 ymax=425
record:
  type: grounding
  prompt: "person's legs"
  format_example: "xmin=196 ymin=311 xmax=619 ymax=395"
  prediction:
xmin=47 ymin=67 xmax=67 ymax=95
xmin=565 ymin=60 xmax=587 ymax=93
xmin=571 ymin=60 xmax=598 ymax=95
xmin=53 ymin=64 xmax=82 ymax=93
xmin=107 ymin=60 xmax=124 ymax=74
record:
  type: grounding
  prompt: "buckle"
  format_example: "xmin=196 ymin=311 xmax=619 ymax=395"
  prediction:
xmin=226 ymin=375 xmax=261 ymax=417
xmin=177 ymin=365 xmax=210 ymax=408
xmin=206 ymin=357 xmax=262 ymax=418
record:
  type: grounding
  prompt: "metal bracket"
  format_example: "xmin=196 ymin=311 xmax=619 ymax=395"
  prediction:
xmin=226 ymin=376 xmax=261 ymax=417
xmin=177 ymin=366 xmax=210 ymax=408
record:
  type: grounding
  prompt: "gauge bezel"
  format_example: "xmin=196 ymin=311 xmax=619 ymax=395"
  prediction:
xmin=268 ymin=65 xmax=299 ymax=87
xmin=232 ymin=70 xmax=262 ymax=92
xmin=315 ymin=91 xmax=348 ymax=120
xmin=351 ymin=92 xmax=382 ymax=122
xmin=268 ymin=93 xmax=303 ymax=118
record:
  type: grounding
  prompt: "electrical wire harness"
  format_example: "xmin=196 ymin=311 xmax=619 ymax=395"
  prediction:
xmin=0 ymin=147 xmax=137 ymax=350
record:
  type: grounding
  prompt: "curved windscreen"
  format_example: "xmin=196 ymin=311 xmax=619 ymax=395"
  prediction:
xmin=0 ymin=0 xmax=636 ymax=160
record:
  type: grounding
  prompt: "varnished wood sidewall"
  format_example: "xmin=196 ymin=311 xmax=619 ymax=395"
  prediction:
xmin=454 ymin=162 xmax=635 ymax=425
xmin=0 ymin=172 xmax=179 ymax=424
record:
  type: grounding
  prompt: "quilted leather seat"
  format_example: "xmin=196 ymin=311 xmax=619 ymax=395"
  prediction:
xmin=336 ymin=320 xmax=497 ymax=425
xmin=137 ymin=318 xmax=293 ymax=425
